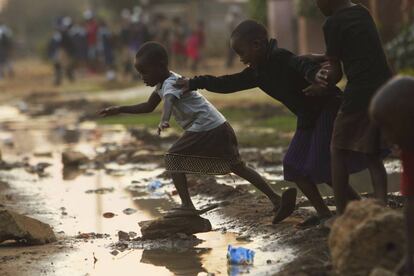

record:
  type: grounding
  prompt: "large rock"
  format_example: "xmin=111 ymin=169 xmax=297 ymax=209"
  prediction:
xmin=329 ymin=200 xmax=404 ymax=276
xmin=0 ymin=209 xmax=56 ymax=245
xmin=139 ymin=216 xmax=212 ymax=240
xmin=62 ymin=150 xmax=89 ymax=167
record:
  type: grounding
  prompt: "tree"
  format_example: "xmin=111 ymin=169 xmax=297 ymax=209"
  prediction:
xmin=249 ymin=0 xmax=267 ymax=25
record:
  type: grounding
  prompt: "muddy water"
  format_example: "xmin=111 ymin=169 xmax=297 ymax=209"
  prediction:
xmin=0 ymin=107 xmax=295 ymax=276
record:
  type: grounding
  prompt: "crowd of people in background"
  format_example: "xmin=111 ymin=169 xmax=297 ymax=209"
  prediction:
xmin=47 ymin=7 xmax=209 ymax=86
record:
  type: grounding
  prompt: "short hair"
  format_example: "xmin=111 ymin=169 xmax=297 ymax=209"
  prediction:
xmin=370 ymin=76 xmax=414 ymax=147
xmin=135 ymin=41 xmax=168 ymax=65
xmin=231 ymin=20 xmax=268 ymax=43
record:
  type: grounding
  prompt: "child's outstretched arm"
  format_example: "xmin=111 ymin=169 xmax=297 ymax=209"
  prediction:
xmin=174 ymin=68 xmax=258 ymax=94
xmin=99 ymin=92 xmax=161 ymax=117
xmin=157 ymin=94 xmax=177 ymax=135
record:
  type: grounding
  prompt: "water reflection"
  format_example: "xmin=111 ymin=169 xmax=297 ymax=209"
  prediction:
xmin=141 ymin=248 xmax=211 ymax=275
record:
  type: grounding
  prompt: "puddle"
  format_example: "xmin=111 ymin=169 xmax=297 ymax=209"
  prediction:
xmin=0 ymin=109 xmax=295 ymax=275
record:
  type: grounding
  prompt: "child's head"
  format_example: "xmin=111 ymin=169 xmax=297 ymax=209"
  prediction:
xmin=315 ymin=0 xmax=350 ymax=16
xmin=370 ymin=76 xmax=414 ymax=150
xmin=230 ymin=20 xmax=269 ymax=69
xmin=135 ymin=41 xmax=169 ymax=87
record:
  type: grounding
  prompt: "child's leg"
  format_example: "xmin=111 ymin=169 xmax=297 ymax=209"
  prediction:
xmin=331 ymin=147 xmax=351 ymax=214
xmin=230 ymin=162 xmax=297 ymax=223
xmin=397 ymin=196 xmax=414 ymax=275
xmin=366 ymin=153 xmax=388 ymax=205
xmin=230 ymin=162 xmax=281 ymax=206
xmin=171 ymin=172 xmax=195 ymax=209
xmin=326 ymin=182 xmax=361 ymax=202
xmin=405 ymin=196 xmax=414 ymax=274
xmin=295 ymin=177 xmax=331 ymax=218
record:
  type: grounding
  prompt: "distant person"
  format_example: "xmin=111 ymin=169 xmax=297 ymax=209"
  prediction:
xmin=0 ymin=22 xmax=14 ymax=79
xmin=175 ymin=20 xmax=366 ymax=226
xmin=370 ymin=76 xmax=414 ymax=276
xmin=119 ymin=9 xmax=133 ymax=79
xmin=48 ymin=17 xmax=76 ymax=86
xmin=170 ymin=17 xmax=187 ymax=69
xmin=70 ymin=20 xmax=88 ymax=74
xmin=195 ymin=20 xmax=207 ymax=70
xmin=84 ymin=10 xmax=99 ymax=72
xmin=97 ymin=20 xmax=115 ymax=81
xmin=99 ymin=41 xmax=297 ymax=222
xmin=314 ymin=0 xmax=393 ymax=215
xmin=186 ymin=27 xmax=201 ymax=72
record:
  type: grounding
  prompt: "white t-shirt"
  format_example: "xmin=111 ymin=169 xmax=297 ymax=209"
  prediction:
xmin=155 ymin=72 xmax=226 ymax=132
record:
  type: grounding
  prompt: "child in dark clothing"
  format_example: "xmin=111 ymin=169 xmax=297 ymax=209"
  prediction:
xmin=370 ymin=76 xmax=414 ymax=276
xmin=175 ymin=20 xmax=364 ymax=226
xmin=99 ymin=42 xmax=296 ymax=222
xmin=314 ymin=0 xmax=393 ymax=215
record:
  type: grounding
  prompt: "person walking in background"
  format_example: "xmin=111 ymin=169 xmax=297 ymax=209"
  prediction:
xmin=97 ymin=19 xmax=115 ymax=81
xmin=0 ymin=21 xmax=14 ymax=80
xmin=186 ymin=26 xmax=201 ymax=72
xmin=170 ymin=17 xmax=187 ymax=69
xmin=47 ymin=17 xmax=76 ymax=86
xmin=84 ymin=10 xmax=99 ymax=73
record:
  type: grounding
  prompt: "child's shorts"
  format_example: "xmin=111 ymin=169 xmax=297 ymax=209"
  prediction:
xmin=165 ymin=122 xmax=242 ymax=175
xmin=331 ymin=109 xmax=388 ymax=154
xmin=401 ymin=150 xmax=414 ymax=197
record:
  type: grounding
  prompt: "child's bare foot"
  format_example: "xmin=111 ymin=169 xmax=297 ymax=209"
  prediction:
xmin=272 ymin=188 xmax=297 ymax=224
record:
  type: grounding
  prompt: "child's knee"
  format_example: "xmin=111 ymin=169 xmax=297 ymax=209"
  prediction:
xmin=230 ymin=162 xmax=246 ymax=173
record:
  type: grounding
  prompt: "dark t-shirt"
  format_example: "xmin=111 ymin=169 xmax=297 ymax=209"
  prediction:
xmin=323 ymin=4 xmax=392 ymax=112
xmin=189 ymin=39 xmax=339 ymax=129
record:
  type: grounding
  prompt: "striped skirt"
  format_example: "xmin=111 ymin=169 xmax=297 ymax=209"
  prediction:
xmin=165 ymin=122 xmax=242 ymax=175
xmin=283 ymin=98 xmax=368 ymax=184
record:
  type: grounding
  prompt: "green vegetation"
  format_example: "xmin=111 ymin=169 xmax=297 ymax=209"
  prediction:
xmin=248 ymin=0 xmax=268 ymax=25
xmin=294 ymin=0 xmax=322 ymax=18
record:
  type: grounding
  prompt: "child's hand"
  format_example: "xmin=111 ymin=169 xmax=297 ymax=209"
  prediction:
xmin=157 ymin=121 xmax=170 ymax=136
xmin=303 ymin=83 xmax=330 ymax=96
xmin=99 ymin=106 xmax=121 ymax=117
xmin=314 ymin=63 xmax=332 ymax=88
xmin=173 ymin=77 xmax=191 ymax=93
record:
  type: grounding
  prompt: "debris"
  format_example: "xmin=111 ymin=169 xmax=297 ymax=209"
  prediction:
xmin=236 ymin=235 xmax=252 ymax=242
xmin=122 ymin=208 xmax=137 ymax=215
xmin=75 ymin=232 xmax=110 ymax=240
xmin=85 ymin=188 xmax=114 ymax=194
xmin=103 ymin=212 xmax=116 ymax=219
xmin=110 ymin=250 xmax=119 ymax=256
xmin=227 ymin=245 xmax=255 ymax=265
xmin=62 ymin=150 xmax=89 ymax=167
xmin=118 ymin=231 xmax=130 ymax=241
xmin=148 ymin=180 xmax=162 ymax=191
xmin=0 ymin=209 xmax=56 ymax=245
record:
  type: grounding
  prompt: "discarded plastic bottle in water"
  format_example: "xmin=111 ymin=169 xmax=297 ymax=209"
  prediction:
xmin=227 ymin=245 xmax=255 ymax=265
xmin=148 ymin=180 xmax=162 ymax=190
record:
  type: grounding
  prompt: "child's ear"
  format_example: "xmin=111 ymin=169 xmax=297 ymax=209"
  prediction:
xmin=252 ymin=39 xmax=266 ymax=51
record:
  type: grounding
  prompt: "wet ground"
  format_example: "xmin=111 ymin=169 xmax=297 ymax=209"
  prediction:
xmin=0 ymin=88 xmax=403 ymax=276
